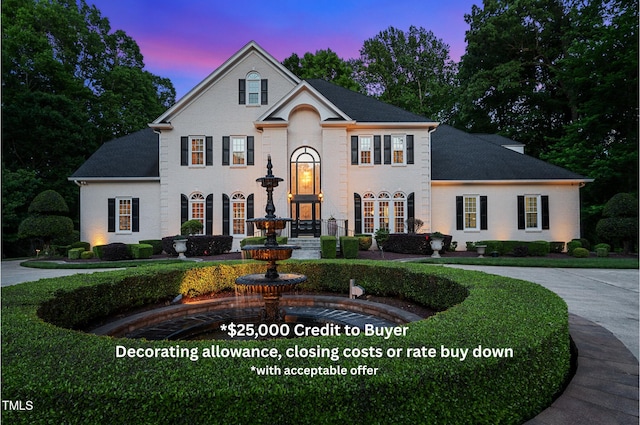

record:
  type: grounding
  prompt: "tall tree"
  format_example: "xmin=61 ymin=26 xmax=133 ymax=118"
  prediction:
xmin=282 ymin=49 xmax=360 ymax=92
xmin=353 ymin=26 xmax=458 ymax=121
xmin=455 ymin=0 xmax=638 ymax=241
xmin=1 ymin=0 xmax=176 ymax=255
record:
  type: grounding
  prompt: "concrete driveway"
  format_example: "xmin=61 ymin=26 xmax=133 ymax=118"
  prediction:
xmin=1 ymin=260 xmax=124 ymax=287
xmin=445 ymin=265 xmax=639 ymax=361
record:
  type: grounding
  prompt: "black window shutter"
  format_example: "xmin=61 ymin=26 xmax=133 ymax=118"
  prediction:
xmin=247 ymin=194 xmax=254 ymax=236
xmin=222 ymin=194 xmax=230 ymax=235
xmin=351 ymin=136 xmax=359 ymax=165
xmin=247 ymin=136 xmax=254 ymax=165
xmin=181 ymin=136 xmax=188 ymax=166
xmin=407 ymin=135 xmax=414 ymax=164
xmin=541 ymin=195 xmax=550 ymax=229
xmin=261 ymin=79 xmax=268 ymax=105
xmin=238 ymin=79 xmax=246 ymax=104
xmin=222 ymin=136 xmax=230 ymax=165
xmin=206 ymin=136 xmax=213 ymax=166
xmin=517 ymin=196 xmax=525 ymax=229
xmin=384 ymin=135 xmax=391 ymax=164
xmin=354 ymin=193 xmax=362 ymax=234
xmin=181 ymin=194 xmax=188 ymax=224
xmin=206 ymin=194 xmax=214 ymax=235
xmin=132 ymin=198 xmax=140 ymax=232
xmin=108 ymin=198 xmax=116 ymax=232
xmin=456 ymin=196 xmax=463 ymax=230
xmin=408 ymin=192 xmax=415 ymax=222
xmin=374 ymin=135 xmax=381 ymax=164
xmin=480 ymin=196 xmax=488 ymax=230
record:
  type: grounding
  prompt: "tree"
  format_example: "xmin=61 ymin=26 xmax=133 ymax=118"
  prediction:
xmin=454 ymin=0 xmax=638 ymax=240
xmin=353 ymin=26 xmax=458 ymax=121
xmin=596 ymin=193 xmax=638 ymax=254
xmin=2 ymin=0 xmax=176 ymax=256
xmin=282 ymin=49 xmax=360 ymax=91
xmin=18 ymin=190 xmax=74 ymax=253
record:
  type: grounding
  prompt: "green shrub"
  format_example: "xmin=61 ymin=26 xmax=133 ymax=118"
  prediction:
xmin=2 ymin=261 xmax=570 ymax=424
xmin=354 ymin=234 xmax=373 ymax=250
xmin=339 ymin=236 xmax=359 ymax=259
xmin=101 ymin=243 xmax=131 ymax=261
xmin=567 ymin=240 xmax=582 ymax=255
xmin=573 ymin=247 xmax=589 ymax=258
xmin=71 ymin=241 xmax=90 ymax=251
xmin=180 ymin=219 xmax=204 ymax=235
xmin=139 ymin=239 xmax=163 ymax=255
xmin=67 ymin=247 xmax=85 ymax=260
xmin=80 ymin=251 xmax=95 ymax=260
xmin=549 ymin=241 xmax=565 ymax=253
xmin=594 ymin=243 xmax=611 ymax=253
xmin=320 ymin=236 xmax=336 ymax=258
xmin=529 ymin=241 xmax=550 ymax=256
xmin=129 ymin=243 xmax=153 ymax=259
xmin=596 ymin=247 xmax=609 ymax=257
xmin=93 ymin=245 xmax=105 ymax=259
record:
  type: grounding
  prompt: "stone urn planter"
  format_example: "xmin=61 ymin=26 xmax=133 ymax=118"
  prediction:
xmin=173 ymin=238 xmax=188 ymax=260
xmin=327 ymin=218 xmax=337 ymax=236
xmin=428 ymin=232 xmax=445 ymax=258
xmin=476 ymin=244 xmax=487 ymax=258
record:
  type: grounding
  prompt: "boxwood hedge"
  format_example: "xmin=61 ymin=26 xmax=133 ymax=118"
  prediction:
xmin=2 ymin=261 xmax=570 ymax=424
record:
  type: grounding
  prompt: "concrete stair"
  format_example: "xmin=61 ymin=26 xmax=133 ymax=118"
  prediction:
xmin=289 ymin=237 xmax=321 ymax=259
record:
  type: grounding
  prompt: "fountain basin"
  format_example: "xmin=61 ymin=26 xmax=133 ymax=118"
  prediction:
xmin=249 ymin=218 xmax=292 ymax=232
xmin=242 ymin=245 xmax=300 ymax=261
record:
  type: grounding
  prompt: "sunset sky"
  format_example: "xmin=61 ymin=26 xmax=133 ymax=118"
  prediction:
xmin=88 ymin=0 xmax=479 ymax=99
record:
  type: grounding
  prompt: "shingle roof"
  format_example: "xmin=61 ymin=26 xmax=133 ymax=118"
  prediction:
xmin=305 ymin=79 xmax=435 ymax=123
xmin=70 ymin=128 xmax=159 ymax=179
xmin=431 ymin=125 xmax=588 ymax=180
xmin=474 ymin=133 xmax=525 ymax=148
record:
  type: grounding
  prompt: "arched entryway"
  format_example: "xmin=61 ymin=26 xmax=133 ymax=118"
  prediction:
xmin=290 ymin=146 xmax=321 ymax=237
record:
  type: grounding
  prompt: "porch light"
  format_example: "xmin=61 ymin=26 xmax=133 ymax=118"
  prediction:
xmin=318 ymin=192 xmax=324 ymax=201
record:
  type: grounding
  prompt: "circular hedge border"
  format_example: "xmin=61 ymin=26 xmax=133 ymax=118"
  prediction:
xmin=2 ymin=260 xmax=570 ymax=424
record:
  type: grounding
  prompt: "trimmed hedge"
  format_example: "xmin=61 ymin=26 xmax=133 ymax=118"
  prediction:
xmin=476 ymin=240 xmax=550 ymax=257
xmin=139 ymin=239 xmax=163 ymax=255
xmin=2 ymin=261 xmax=570 ymax=424
xmin=129 ymin=243 xmax=153 ymax=259
xmin=573 ymin=247 xmax=590 ymax=258
xmin=566 ymin=240 xmax=582 ymax=256
xmin=162 ymin=235 xmax=233 ymax=257
xmin=68 ymin=247 xmax=85 ymax=260
xmin=383 ymin=233 xmax=452 ymax=255
xmin=320 ymin=235 xmax=337 ymax=258
xmin=339 ymin=236 xmax=359 ymax=259
xmin=101 ymin=243 xmax=132 ymax=261
xmin=354 ymin=234 xmax=373 ymax=251
xmin=80 ymin=251 xmax=95 ymax=260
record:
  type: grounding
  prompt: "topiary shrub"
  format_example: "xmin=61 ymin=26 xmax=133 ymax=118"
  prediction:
xmin=339 ymin=236 xmax=359 ymax=259
xmin=101 ymin=243 xmax=131 ymax=261
xmin=92 ymin=245 xmax=105 ymax=259
xmin=597 ymin=193 xmax=639 ymax=254
xmin=573 ymin=247 xmax=589 ymax=258
xmin=18 ymin=190 xmax=74 ymax=253
xmin=67 ymin=247 xmax=85 ymax=260
xmin=129 ymin=244 xmax=153 ymax=259
xmin=354 ymin=234 xmax=373 ymax=251
xmin=70 ymin=241 xmax=90 ymax=251
xmin=80 ymin=251 xmax=95 ymax=260
xmin=180 ymin=219 xmax=204 ymax=236
xmin=139 ymin=239 xmax=162 ymax=255
xmin=566 ymin=240 xmax=582 ymax=256
xmin=320 ymin=236 xmax=336 ymax=258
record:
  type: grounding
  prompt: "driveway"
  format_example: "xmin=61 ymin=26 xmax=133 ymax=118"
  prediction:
xmin=445 ymin=265 xmax=639 ymax=361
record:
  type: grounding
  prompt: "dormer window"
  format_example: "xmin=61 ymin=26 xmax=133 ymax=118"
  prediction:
xmin=239 ymin=72 xmax=268 ymax=105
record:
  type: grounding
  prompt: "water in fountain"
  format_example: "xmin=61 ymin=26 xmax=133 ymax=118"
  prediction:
xmin=235 ymin=155 xmax=307 ymax=322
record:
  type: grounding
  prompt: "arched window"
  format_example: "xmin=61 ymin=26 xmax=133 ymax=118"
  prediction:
xmin=290 ymin=147 xmax=321 ymax=196
xmin=189 ymin=193 xmax=205 ymax=234
xmin=360 ymin=191 xmax=407 ymax=234
xmin=246 ymin=72 xmax=260 ymax=105
xmin=231 ymin=193 xmax=246 ymax=235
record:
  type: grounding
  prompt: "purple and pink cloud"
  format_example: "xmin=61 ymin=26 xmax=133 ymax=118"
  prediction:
xmin=89 ymin=0 xmax=477 ymax=99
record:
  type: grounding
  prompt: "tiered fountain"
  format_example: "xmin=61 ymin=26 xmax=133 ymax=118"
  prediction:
xmin=235 ymin=156 xmax=307 ymax=322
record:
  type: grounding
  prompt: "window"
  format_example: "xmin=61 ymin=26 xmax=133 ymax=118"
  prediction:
xmin=246 ymin=72 xmax=260 ymax=105
xmin=231 ymin=136 xmax=245 ymax=165
xmin=363 ymin=193 xmax=375 ymax=233
xmin=190 ymin=193 xmax=205 ymax=234
xmin=232 ymin=193 xmax=246 ymax=235
xmin=464 ymin=195 xmax=479 ymax=230
xmin=189 ymin=136 xmax=205 ymax=166
xmin=117 ymin=198 xmax=132 ymax=232
xmin=360 ymin=136 xmax=372 ymax=165
xmin=392 ymin=135 xmax=405 ymax=164
xmin=361 ymin=191 xmax=407 ymax=234
xmin=525 ymin=195 xmax=540 ymax=230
